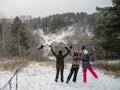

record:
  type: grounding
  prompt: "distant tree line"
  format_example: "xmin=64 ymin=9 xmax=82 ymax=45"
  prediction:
xmin=29 ymin=12 xmax=100 ymax=33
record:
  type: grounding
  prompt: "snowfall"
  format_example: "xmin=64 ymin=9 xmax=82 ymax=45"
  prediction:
xmin=0 ymin=62 xmax=120 ymax=90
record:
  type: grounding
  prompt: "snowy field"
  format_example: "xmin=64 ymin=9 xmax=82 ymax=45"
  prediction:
xmin=0 ymin=63 xmax=120 ymax=90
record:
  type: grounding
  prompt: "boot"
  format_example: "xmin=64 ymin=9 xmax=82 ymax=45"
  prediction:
xmin=61 ymin=79 xmax=64 ymax=82
xmin=55 ymin=79 xmax=58 ymax=82
xmin=66 ymin=80 xmax=69 ymax=83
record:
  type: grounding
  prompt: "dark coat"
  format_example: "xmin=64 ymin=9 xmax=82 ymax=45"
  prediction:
xmin=51 ymin=49 xmax=70 ymax=69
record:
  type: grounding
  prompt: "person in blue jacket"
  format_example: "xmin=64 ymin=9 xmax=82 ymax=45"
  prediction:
xmin=80 ymin=46 xmax=98 ymax=83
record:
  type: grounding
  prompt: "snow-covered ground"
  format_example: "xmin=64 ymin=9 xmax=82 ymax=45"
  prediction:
xmin=0 ymin=63 xmax=120 ymax=90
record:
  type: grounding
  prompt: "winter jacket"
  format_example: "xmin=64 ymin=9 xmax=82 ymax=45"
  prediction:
xmin=51 ymin=49 xmax=70 ymax=69
xmin=81 ymin=52 xmax=94 ymax=68
xmin=72 ymin=55 xmax=80 ymax=67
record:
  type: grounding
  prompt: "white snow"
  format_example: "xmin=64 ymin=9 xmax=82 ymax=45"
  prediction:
xmin=0 ymin=63 xmax=120 ymax=90
xmin=33 ymin=26 xmax=75 ymax=57
xmin=37 ymin=26 xmax=74 ymax=46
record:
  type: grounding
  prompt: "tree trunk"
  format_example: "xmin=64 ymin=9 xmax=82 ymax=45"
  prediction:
xmin=2 ymin=27 xmax=5 ymax=58
xmin=18 ymin=30 xmax=21 ymax=57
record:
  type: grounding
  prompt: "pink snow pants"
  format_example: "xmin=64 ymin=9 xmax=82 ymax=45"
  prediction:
xmin=83 ymin=67 xmax=98 ymax=83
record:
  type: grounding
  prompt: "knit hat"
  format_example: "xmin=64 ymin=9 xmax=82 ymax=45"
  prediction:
xmin=74 ymin=50 xmax=79 ymax=55
xmin=83 ymin=50 xmax=88 ymax=55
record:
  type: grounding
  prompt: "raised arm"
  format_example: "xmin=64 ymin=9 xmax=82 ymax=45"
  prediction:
xmin=79 ymin=50 xmax=83 ymax=57
xmin=89 ymin=48 xmax=95 ymax=56
xmin=79 ymin=45 xmax=85 ymax=56
xmin=50 ymin=46 xmax=57 ymax=57
xmin=63 ymin=47 xmax=70 ymax=57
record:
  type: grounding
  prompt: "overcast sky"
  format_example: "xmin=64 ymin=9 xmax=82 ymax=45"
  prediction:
xmin=0 ymin=0 xmax=112 ymax=18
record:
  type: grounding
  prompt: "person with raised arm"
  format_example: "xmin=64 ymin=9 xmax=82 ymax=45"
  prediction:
xmin=50 ymin=45 xmax=70 ymax=82
xmin=80 ymin=46 xmax=98 ymax=83
xmin=66 ymin=50 xmax=80 ymax=83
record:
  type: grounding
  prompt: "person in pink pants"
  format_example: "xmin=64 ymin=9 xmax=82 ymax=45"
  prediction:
xmin=80 ymin=46 xmax=98 ymax=83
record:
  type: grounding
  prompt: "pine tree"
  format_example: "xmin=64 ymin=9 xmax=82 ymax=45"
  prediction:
xmin=11 ymin=16 xmax=29 ymax=56
xmin=94 ymin=0 xmax=120 ymax=55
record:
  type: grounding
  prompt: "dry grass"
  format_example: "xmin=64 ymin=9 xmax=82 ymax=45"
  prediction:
xmin=30 ymin=60 xmax=68 ymax=68
xmin=93 ymin=60 xmax=120 ymax=77
xmin=30 ymin=60 xmax=56 ymax=67
xmin=1 ymin=57 xmax=119 ymax=78
xmin=0 ymin=57 xmax=69 ymax=71
xmin=0 ymin=57 xmax=31 ymax=71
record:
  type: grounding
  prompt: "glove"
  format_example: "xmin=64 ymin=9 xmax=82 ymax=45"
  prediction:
xmin=49 ymin=45 xmax=52 ymax=48
xmin=81 ymin=46 xmax=85 ymax=50
xmin=65 ymin=46 xmax=69 ymax=51
xmin=38 ymin=45 xmax=44 ymax=50
xmin=69 ymin=45 xmax=73 ymax=49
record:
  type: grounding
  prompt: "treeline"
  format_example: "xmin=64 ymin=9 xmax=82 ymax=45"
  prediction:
xmin=29 ymin=12 xmax=100 ymax=33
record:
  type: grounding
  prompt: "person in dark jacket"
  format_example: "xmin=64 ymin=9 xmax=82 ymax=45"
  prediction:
xmin=50 ymin=46 xmax=70 ymax=82
xmin=80 ymin=46 xmax=98 ymax=83
xmin=66 ymin=50 xmax=80 ymax=83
